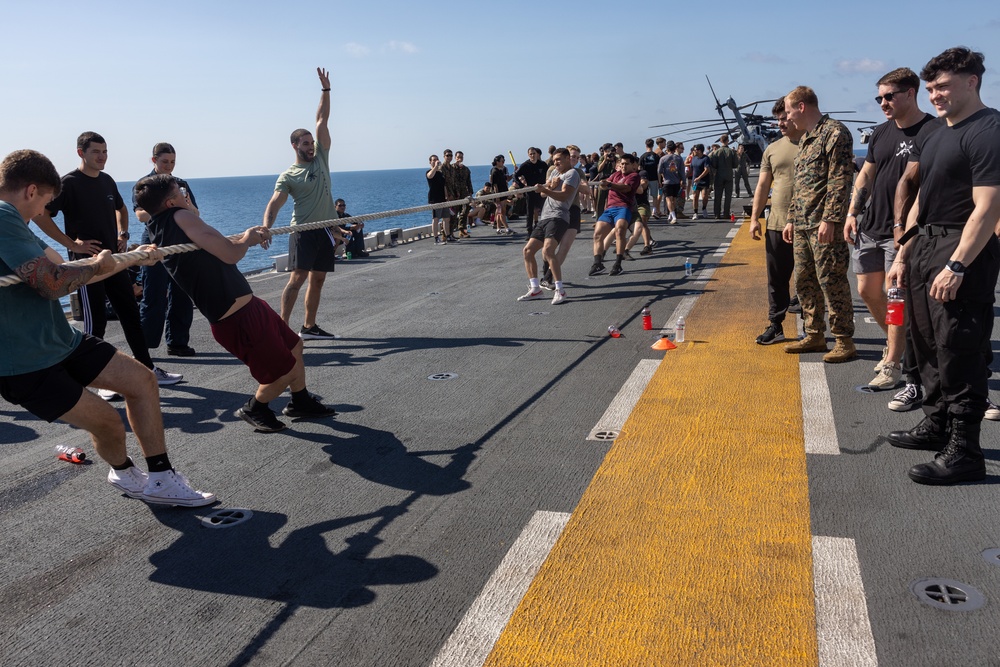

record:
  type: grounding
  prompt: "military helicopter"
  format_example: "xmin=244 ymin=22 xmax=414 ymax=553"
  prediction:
xmin=650 ymin=77 xmax=877 ymax=164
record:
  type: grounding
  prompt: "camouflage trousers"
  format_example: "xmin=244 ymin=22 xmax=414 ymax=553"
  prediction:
xmin=793 ymin=225 xmax=855 ymax=338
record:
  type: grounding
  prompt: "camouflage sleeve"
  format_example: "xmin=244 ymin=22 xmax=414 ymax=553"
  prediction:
xmin=786 ymin=165 xmax=801 ymax=227
xmin=822 ymin=124 xmax=854 ymax=225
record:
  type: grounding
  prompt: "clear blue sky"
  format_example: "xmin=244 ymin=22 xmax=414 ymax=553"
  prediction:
xmin=1 ymin=1 xmax=997 ymax=179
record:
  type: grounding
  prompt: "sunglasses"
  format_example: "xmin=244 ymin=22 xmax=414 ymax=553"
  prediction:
xmin=875 ymin=90 xmax=904 ymax=104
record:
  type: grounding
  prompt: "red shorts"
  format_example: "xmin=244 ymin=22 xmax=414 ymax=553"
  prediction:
xmin=210 ymin=297 xmax=300 ymax=385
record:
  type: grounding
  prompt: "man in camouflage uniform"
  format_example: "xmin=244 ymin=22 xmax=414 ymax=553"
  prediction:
xmin=711 ymin=134 xmax=738 ymax=219
xmin=782 ymin=86 xmax=857 ymax=363
xmin=444 ymin=150 xmax=474 ymax=237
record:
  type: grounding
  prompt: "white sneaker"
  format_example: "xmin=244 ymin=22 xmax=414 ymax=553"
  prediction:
xmin=868 ymin=361 xmax=902 ymax=390
xmin=986 ymin=400 xmax=1000 ymax=421
xmin=142 ymin=470 xmax=216 ymax=507
xmin=107 ymin=461 xmax=148 ymax=498
xmin=153 ymin=367 xmax=183 ymax=386
xmin=551 ymin=290 xmax=567 ymax=305
xmin=517 ymin=288 xmax=545 ymax=301
xmin=873 ymin=346 xmax=889 ymax=373
xmin=97 ymin=388 xmax=121 ymax=401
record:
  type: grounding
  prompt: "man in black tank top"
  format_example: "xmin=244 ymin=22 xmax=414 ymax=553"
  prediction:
xmin=135 ymin=174 xmax=337 ymax=433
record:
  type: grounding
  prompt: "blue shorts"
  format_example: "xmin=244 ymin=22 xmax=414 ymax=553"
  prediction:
xmin=598 ymin=206 xmax=633 ymax=225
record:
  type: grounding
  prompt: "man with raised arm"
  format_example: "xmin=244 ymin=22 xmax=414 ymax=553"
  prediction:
xmin=263 ymin=67 xmax=348 ymax=341
xmin=136 ymin=173 xmax=336 ymax=433
xmin=0 ymin=150 xmax=213 ymax=506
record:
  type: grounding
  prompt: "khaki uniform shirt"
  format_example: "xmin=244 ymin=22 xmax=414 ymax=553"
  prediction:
xmin=787 ymin=115 xmax=854 ymax=230
xmin=760 ymin=137 xmax=800 ymax=232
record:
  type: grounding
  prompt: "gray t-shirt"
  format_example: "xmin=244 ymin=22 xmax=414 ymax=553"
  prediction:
xmin=539 ymin=168 xmax=581 ymax=223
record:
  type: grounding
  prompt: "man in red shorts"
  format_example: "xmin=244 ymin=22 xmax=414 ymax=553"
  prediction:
xmin=134 ymin=174 xmax=336 ymax=432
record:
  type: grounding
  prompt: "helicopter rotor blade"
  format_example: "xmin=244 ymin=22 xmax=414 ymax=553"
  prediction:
xmin=649 ymin=118 xmax=726 ymax=128
xmin=736 ymin=99 xmax=778 ymax=110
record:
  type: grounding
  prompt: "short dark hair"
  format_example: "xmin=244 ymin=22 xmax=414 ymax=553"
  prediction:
xmin=77 ymin=131 xmax=106 ymax=152
xmin=614 ymin=142 xmax=624 ymax=149
xmin=290 ymin=128 xmax=311 ymax=145
xmin=492 ymin=155 xmax=505 ymax=166
xmin=921 ymin=47 xmax=986 ymax=92
xmin=771 ymin=98 xmax=786 ymax=117
xmin=133 ymin=173 xmax=178 ymax=215
xmin=335 ymin=198 xmax=346 ymax=206
xmin=552 ymin=147 xmax=570 ymax=159
xmin=666 ymin=141 xmax=676 ymax=151
xmin=645 ymin=138 xmax=654 ymax=148
xmin=877 ymin=67 xmax=920 ymax=92
xmin=152 ymin=142 xmax=176 ymax=157
xmin=619 ymin=153 xmax=637 ymax=164
xmin=0 ymin=150 xmax=61 ymax=195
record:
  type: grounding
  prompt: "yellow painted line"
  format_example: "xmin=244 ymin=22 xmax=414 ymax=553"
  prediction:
xmin=484 ymin=224 xmax=817 ymax=666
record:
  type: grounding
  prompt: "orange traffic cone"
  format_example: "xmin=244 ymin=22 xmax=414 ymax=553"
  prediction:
xmin=651 ymin=336 xmax=676 ymax=350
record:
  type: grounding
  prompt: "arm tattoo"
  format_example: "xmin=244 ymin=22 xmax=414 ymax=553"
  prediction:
xmin=15 ymin=256 xmax=100 ymax=300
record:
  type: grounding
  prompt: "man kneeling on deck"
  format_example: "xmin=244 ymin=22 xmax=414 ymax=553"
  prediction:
xmin=134 ymin=174 xmax=336 ymax=433
xmin=516 ymin=148 xmax=580 ymax=305
xmin=0 ymin=150 xmax=213 ymax=506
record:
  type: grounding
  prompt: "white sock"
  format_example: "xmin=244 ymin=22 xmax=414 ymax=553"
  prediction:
xmin=555 ymin=281 xmax=564 ymax=292
xmin=529 ymin=278 xmax=540 ymax=290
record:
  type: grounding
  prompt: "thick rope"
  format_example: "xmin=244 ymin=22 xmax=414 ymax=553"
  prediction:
xmin=0 ymin=185 xmax=538 ymax=288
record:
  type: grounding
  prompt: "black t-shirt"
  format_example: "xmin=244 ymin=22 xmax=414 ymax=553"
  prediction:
xmin=134 ymin=170 xmax=199 ymax=244
xmin=917 ymin=108 xmax=1000 ymax=226
xmin=514 ymin=159 xmax=548 ymax=187
xmin=639 ymin=151 xmax=660 ymax=181
xmin=45 ymin=169 xmax=124 ymax=258
xmin=861 ymin=113 xmax=937 ymax=238
xmin=490 ymin=166 xmax=509 ymax=193
xmin=427 ymin=170 xmax=446 ymax=204
xmin=146 ymin=207 xmax=253 ymax=323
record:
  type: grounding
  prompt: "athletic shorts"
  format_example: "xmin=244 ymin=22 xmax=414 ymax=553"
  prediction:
xmin=851 ymin=231 xmax=897 ymax=274
xmin=528 ymin=217 xmax=568 ymax=242
xmin=433 ymin=207 xmax=452 ymax=219
xmin=598 ymin=206 xmax=633 ymax=225
xmin=569 ymin=205 xmax=582 ymax=232
xmin=663 ymin=183 xmax=681 ymax=197
xmin=692 ymin=181 xmax=708 ymax=192
xmin=210 ymin=297 xmax=300 ymax=385
xmin=0 ymin=334 xmax=116 ymax=422
xmin=637 ymin=204 xmax=651 ymax=220
xmin=288 ymin=227 xmax=336 ymax=272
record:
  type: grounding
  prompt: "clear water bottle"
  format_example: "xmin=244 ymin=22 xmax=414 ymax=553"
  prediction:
xmin=886 ymin=287 xmax=904 ymax=326
xmin=684 ymin=258 xmax=693 ymax=277
xmin=675 ymin=316 xmax=686 ymax=343
xmin=641 ymin=307 xmax=652 ymax=330
xmin=55 ymin=445 xmax=86 ymax=464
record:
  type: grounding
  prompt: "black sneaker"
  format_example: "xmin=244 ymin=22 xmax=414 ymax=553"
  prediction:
xmin=756 ymin=323 xmax=785 ymax=345
xmin=888 ymin=383 xmax=923 ymax=412
xmin=639 ymin=245 xmax=653 ymax=256
xmin=588 ymin=263 xmax=606 ymax=276
xmin=167 ymin=345 xmax=196 ymax=357
xmin=539 ymin=278 xmax=555 ymax=291
xmin=787 ymin=298 xmax=802 ymax=314
xmin=282 ymin=397 xmax=337 ymax=419
xmin=235 ymin=406 xmax=286 ymax=432
xmin=609 ymin=262 xmax=623 ymax=276
xmin=299 ymin=325 xmax=340 ymax=340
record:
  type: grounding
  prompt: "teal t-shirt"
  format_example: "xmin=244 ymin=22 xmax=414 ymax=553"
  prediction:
xmin=274 ymin=141 xmax=338 ymax=225
xmin=0 ymin=201 xmax=82 ymax=376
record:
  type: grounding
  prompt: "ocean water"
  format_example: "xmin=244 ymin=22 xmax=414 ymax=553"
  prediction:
xmin=33 ymin=165 xmax=495 ymax=274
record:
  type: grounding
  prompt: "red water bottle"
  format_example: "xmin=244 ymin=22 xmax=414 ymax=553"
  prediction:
xmin=608 ymin=325 xmax=622 ymax=338
xmin=886 ymin=287 xmax=904 ymax=326
xmin=641 ymin=307 xmax=652 ymax=330
xmin=55 ymin=445 xmax=86 ymax=464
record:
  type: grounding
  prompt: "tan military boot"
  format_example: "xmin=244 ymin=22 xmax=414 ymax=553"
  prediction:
xmin=823 ymin=337 xmax=857 ymax=363
xmin=785 ymin=333 xmax=827 ymax=354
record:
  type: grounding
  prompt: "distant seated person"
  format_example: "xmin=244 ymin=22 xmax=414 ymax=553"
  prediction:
xmin=335 ymin=198 xmax=368 ymax=258
xmin=133 ymin=173 xmax=337 ymax=433
xmin=468 ymin=182 xmax=495 ymax=227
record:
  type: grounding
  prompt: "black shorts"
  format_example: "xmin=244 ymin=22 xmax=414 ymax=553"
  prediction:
xmin=288 ymin=227 xmax=337 ymax=272
xmin=0 ymin=334 xmax=116 ymax=422
xmin=663 ymin=183 xmax=681 ymax=197
xmin=529 ymin=217 xmax=568 ymax=242
xmin=569 ymin=205 xmax=582 ymax=232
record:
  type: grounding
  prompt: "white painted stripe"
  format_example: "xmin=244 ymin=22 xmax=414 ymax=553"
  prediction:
xmin=800 ymin=361 xmax=840 ymax=455
xmin=587 ymin=359 xmax=661 ymax=440
xmin=726 ymin=227 xmax=739 ymax=238
xmin=812 ymin=536 xmax=879 ymax=667
xmin=659 ymin=296 xmax=699 ymax=336
xmin=711 ymin=242 xmax=731 ymax=255
xmin=864 ymin=316 xmax=877 ymax=325
xmin=430 ymin=511 xmax=571 ymax=667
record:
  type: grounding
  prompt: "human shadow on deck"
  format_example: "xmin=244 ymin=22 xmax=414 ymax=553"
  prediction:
xmin=307 ymin=335 xmax=577 ymax=360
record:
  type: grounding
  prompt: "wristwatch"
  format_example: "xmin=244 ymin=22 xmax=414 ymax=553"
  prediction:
xmin=945 ymin=259 xmax=966 ymax=275
xmin=118 ymin=231 xmax=130 ymax=240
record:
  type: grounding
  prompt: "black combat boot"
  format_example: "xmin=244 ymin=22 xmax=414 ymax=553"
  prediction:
xmin=887 ymin=415 xmax=949 ymax=451
xmin=908 ymin=418 xmax=986 ymax=485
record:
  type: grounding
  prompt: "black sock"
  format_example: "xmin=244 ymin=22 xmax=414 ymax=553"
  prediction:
xmin=616 ymin=254 xmax=624 ymax=262
xmin=145 ymin=453 xmax=172 ymax=473
xmin=247 ymin=397 xmax=268 ymax=413
xmin=594 ymin=254 xmax=601 ymax=263
xmin=291 ymin=389 xmax=312 ymax=405
xmin=111 ymin=457 xmax=134 ymax=471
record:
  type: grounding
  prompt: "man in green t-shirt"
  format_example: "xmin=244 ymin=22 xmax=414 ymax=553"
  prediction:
xmin=263 ymin=67 xmax=348 ymax=341
xmin=0 ymin=150 xmax=214 ymax=507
